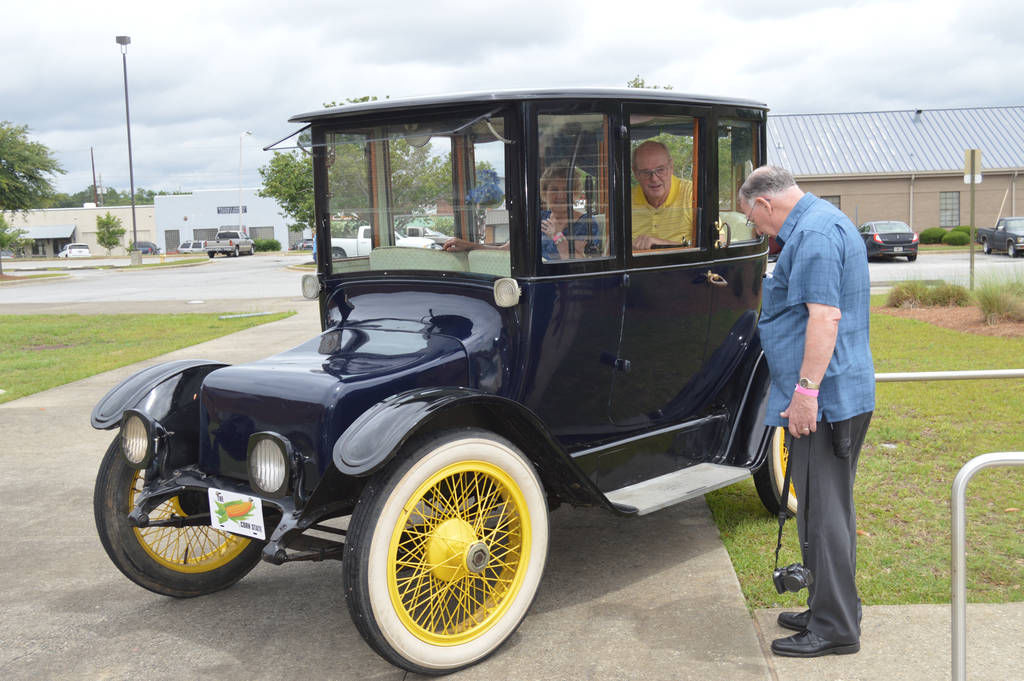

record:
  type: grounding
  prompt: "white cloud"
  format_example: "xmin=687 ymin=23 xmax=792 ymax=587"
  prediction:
xmin=2 ymin=0 xmax=1020 ymax=195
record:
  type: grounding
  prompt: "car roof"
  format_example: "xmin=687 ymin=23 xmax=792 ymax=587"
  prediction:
xmin=290 ymin=88 xmax=768 ymax=124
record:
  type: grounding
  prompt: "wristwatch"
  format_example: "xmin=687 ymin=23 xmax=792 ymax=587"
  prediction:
xmin=798 ymin=377 xmax=820 ymax=390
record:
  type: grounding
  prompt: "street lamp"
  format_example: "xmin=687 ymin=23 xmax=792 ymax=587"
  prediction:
xmin=239 ymin=131 xmax=253 ymax=231
xmin=115 ymin=35 xmax=140 ymax=265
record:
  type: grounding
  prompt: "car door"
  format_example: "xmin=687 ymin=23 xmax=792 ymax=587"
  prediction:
xmin=517 ymin=103 xmax=625 ymax=451
xmin=608 ymin=105 xmax=713 ymax=430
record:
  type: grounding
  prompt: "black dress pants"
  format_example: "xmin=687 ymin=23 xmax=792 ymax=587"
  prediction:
xmin=788 ymin=411 xmax=872 ymax=644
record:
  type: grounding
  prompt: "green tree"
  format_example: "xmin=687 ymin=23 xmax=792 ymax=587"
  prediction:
xmin=626 ymin=75 xmax=674 ymax=90
xmin=0 ymin=213 xmax=30 ymax=276
xmin=47 ymin=185 xmax=182 ymax=208
xmin=258 ymin=150 xmax=314 ymax=234
xmin=0 ymin=121 xmax=65 ymax=212
xmin=95 ymin=212 xmax=126 ymax=254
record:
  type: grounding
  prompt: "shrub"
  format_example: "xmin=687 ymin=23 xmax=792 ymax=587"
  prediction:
xmin=919 ymin=227 xmax=946 ymax=244
xmin=922 ymin=283 xmax=970 ymax=307
xmin=974 ymin=278 xmax=1024 ymax=324
xmin=887 ymin=280 xmax=931 ymax=307
xmin=253 ymin=238 xmax=281 ymax=252
xmin=950 ymin=225 xmax=971 ymax=235
xmin=887 ymin=280 xmax=970 ymax=308
xmin=941 ymin=230 xmax=970 ymax=246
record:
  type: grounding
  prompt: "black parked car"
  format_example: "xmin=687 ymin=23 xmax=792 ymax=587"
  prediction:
xmin=858 ymin=220 xmax=918 ymax=261
xmin=134 ymin=240 xmax=161 ymax=255
xmin=91 ymin=89 xmax=787 ymax=675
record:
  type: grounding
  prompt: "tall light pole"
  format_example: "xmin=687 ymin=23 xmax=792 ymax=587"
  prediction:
xmin=239 ymin=131 xmax=252 ymax=232
xmin=115 ymin=35 xmax=140 ymax=264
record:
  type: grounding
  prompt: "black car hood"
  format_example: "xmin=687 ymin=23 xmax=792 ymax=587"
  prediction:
xmin=198 ymin=322 xmax=469 ymax=479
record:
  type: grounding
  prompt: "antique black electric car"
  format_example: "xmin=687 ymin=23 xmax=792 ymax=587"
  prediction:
xmin=92 ymin=89 xmax=793 ymax=675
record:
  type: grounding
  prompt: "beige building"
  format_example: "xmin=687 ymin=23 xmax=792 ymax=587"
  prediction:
xmin=6 ymin=204 xmax=156 ymax=257
xmin=767 ymin=107 xmax=1024 ymax=231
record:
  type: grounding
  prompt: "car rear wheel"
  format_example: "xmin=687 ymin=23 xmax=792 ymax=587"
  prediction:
xmin=343 ymin=429 xmax=549 ymax=675
xmin=93 ymin=437 xmax=264 ymax=597
xmin=906 ymin=254 xmax=917 ymax=262
xmin=983 ymin=238 xmax=991 ymax=255
xmin=332 ymin=246 xmax=347 ymax=259
xmin=208 ymin=251 xmax=216 ymax=259
xmin=753 ymin=426 xmax=798 ymax=516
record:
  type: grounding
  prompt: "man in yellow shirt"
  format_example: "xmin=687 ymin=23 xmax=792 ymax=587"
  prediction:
xmin=631 ymin=140 xmax=695 ymax=250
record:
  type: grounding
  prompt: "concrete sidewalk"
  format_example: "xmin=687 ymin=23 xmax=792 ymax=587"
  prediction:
xmin=1 ymin=303 xmax=1020 ymax=680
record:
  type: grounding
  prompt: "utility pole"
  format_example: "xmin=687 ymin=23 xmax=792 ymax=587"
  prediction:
xmin=90 ymin=147 xmax=98 ymax=205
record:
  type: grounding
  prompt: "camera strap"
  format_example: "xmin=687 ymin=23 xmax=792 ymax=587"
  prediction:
xmin=773 ymin=430 xmax=813 ymax=571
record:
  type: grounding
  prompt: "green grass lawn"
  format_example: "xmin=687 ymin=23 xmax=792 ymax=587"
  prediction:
xmin=0 ymin=312 xmax=292 ymax=403
xmin=707 ymin=303 xmax=1024 ymax=609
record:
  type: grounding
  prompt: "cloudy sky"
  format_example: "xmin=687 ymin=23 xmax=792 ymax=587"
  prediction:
xmin=3 ymin=0 xmax=1022 ymax=197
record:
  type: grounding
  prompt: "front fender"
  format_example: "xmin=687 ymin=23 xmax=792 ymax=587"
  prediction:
xmin=91 ymin=359 xmax=228 ymax=429
xmin=92 ymin=360 xmax=229 ymax=474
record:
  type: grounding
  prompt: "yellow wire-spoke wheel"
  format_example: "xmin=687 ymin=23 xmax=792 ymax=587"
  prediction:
xmin=387 ymin=460 xmax=529 ymax=645
xmin=344 ymin=431 xmax=548 ymax=674
xmin=772 ymin=427 xmax=799 ymax=514
xmin=129 ymin=470 xmax=251 ymax=573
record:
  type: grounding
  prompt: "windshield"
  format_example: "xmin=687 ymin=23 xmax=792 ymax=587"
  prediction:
xmin=322 ymin=111 xmax=511 ymax=277
xmin=1002 ymin=218 xmax=1024 ymax=234
xmin=872 ymin=221 xmax=911 ymax=233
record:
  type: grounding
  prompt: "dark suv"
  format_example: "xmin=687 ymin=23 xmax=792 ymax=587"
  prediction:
xmin=91 ymin=89 xmax=784 ymax=675
xmin=134 ymin=241 xmax=161 ymax=255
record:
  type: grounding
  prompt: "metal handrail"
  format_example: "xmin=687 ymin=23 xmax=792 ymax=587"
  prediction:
xmin=876 ymin=369 xmax=1024 ymax=382
xmin=951 ymin=452 xmax=1024 ymax=681
xmin=873 ymin=369 xmax=1024 ymax=680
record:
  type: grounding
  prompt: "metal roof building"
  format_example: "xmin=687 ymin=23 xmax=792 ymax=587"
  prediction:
xmin=765 ymin=106 xmax=1024 ymax=229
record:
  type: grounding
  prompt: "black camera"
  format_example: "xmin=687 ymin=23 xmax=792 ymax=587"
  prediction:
xmin=773 ymin=563 xmax=814 ymax=594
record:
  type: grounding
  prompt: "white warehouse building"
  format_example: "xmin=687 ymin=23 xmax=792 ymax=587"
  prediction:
xmin=155 ymin=188 xmax=300 ymax=252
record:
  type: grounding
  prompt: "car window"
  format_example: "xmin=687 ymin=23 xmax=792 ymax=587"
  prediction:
xmin=537 ymin=112 xmax=612 ymax=263
xmin=716 ymin=118 xmax=760 ymax=247
xmin=874 ymin=221 xmax=911 ymax=233
xmin=628 ymin=113 xmax=698 ymax=256
xmin=324 ymin=111 xmax=511 ymax=276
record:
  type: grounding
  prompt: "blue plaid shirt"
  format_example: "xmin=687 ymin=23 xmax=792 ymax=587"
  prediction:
xmin=759 ymin=194 xmax=875 ymax=426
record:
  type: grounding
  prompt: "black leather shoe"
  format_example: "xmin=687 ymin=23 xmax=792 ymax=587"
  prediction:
xmin=777 ymin=609 xmax=810 ymax=632
xmin=771 ymin=630 xmax=860 ymax=657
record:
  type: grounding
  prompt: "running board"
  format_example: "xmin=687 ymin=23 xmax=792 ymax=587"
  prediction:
xmin=605 ymin=463 xmax=751 ymax=515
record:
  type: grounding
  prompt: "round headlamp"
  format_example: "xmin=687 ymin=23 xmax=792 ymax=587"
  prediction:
xmin=247 ymin=433 xmax=291 ymax=498
xmin=493 ymin=278 xmax=521 ymax=308
xmin=301 ymin=273 xmax=320 ymax=300
xmin=120 ymin=410 xmax=154 ymax=469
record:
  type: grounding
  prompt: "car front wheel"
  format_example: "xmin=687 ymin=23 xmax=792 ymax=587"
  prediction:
xmin=1009 ymin=242 xmax=1018 ymax=258
xmin=983 ymin=239 xmax=991 ymax=255
xmin=93 ymin=437 xmax=264 ymax=597
xmin=343 ymin=429 xmax=549 ymax=675
xmin=752 ymin=427 xmax=798 ymax=516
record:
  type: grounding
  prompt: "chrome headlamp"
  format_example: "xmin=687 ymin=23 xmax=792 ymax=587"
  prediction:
xmin=247 ymin=432 xmax=292 ymax=498
xmin=120 ymin=409 xmax=156 ymax=469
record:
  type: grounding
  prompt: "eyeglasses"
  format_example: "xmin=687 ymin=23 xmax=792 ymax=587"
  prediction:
xmin=635 ymin=165 xmax=669 ymax=180
xmin=746 ymin=197 xmax=769 ymax=231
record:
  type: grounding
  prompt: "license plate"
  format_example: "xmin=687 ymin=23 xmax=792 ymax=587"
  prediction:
xmin=893 ymin=246 xmax=903 ymax=253
xmin=208 ymin=488 xmax=266 ymax=539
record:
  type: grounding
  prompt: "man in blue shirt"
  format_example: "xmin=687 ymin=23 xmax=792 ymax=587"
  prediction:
xmin=740 ymin=166 xmax=874 ymax=658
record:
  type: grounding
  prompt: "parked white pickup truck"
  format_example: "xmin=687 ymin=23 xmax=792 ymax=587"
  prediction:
xmin=204 ymin=230 xmax=255 ymax=258
xmin=330 ymin=225 xmax=438 ymax=258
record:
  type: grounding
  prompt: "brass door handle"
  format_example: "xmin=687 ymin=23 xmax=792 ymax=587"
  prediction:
xmin=707 ymin=270 xmax=728 ymax=287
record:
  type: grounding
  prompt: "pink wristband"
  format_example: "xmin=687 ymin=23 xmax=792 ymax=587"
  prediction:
xmin=794 ymin=384 xmax=819 ymax=397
